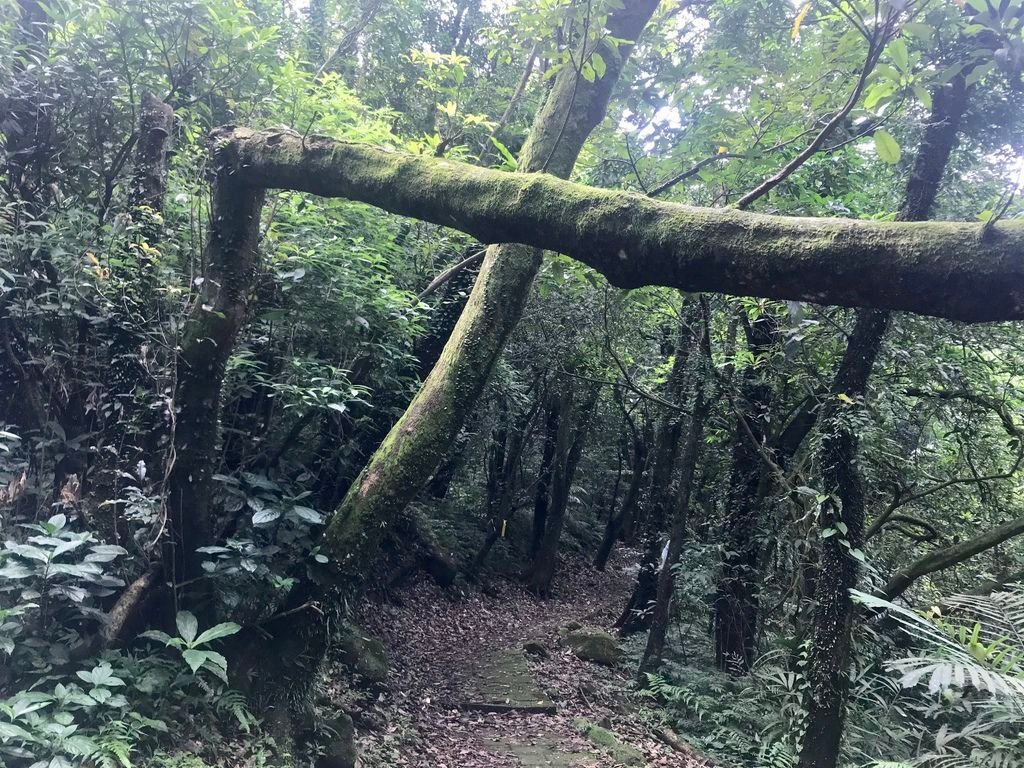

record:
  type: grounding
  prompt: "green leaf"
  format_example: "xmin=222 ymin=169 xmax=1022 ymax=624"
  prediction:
xmin=290 ymin=506 xmax=324 ymax=525
xmin=0 ymin=721 xmax=33 ymax=741
xmin=912 ymin=84 xmax=932 ymax=109
xmin=176 ymin=611 xmax=199 ymax=644
xmin=182 ymin=649 xmax=209 ymax=673
xmin=63 ymin=735 xmax=100 ymax=756
xmin=874 ymin=130 xmax=901 ymax=164
xmin=138 ymin=629 xmax=173 ymax=646
xmin=194 ymin=622 xmax=241 ymax=646
xmin=203 ymin=651 xmax=229 ymax=670
xmin=489 ymin=137 xmax=517 ymax=169
xmin=864 ymin=82 xmax=895 ymax=110
xmin=901 ymin=22 xmax=932 ymax=41
xmin=888 ymin=38 xmax=909 ymax=72
xmin=251 ymin=504 xmax=281 ymax=526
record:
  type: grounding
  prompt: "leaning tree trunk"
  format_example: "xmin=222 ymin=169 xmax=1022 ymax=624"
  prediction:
xmin=797 ymin=75 xmax=969 ymax=768
xmin=639 ymin=297 xmax=712 ymax=675
xmin=230 ymin=1 xmax=666 ymax=741
xmin=320 ymin=0 xmax=664 ymax=588
xmin=164 ymin=131 xmax=265 ymax=600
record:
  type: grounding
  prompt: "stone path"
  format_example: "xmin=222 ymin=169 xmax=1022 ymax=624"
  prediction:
xmin=477 ymin=726 xmax=591 ymax=767
xmin=462 ymin=648 xmax=556 ymax=714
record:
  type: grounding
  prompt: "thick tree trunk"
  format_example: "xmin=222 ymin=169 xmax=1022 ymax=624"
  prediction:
xmin=318 ymin=0 xmax=663 ymax=588
xmin=796 ymin=309 xmax=889 ymax=768
xmin=214 ymin=125 xmax=1024 ymax=323
xmin=164 ymin=135 xmax=265 ymax=597
xmin=797 ymin=76 xmax=969 ymax=768
xmin=639 ymin=298 xmax=712 ymax=675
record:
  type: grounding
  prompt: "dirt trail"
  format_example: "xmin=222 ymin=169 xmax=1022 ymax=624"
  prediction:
xmin=344 ymin=554 xmax=707 ymax=767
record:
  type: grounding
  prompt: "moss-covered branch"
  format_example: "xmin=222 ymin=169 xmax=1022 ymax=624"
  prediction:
xmin=213 ymin=126 xmax=1024 ymax=323
xmin=882 ymin=514 xmax=1024 ymax=600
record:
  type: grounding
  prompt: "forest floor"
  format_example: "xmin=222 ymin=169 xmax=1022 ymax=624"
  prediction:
xmin=332 ymin=551 xmax=709 ymax=767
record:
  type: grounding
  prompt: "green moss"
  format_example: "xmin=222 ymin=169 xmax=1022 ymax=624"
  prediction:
xmin=572 ymin=718 xmax=644 ymax=766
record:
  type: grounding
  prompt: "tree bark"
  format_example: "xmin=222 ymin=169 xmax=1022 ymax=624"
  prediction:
xmin=212 ymin=124 xmax=1024 ymax=323
xmin=164 ymin=137 xmax=265 ymax=597
xmin=797 ymin=76 xmax=970 ymax=768
xmin=616 ymin=302 xmax=696 ymax=634
xmin=317 ymin=0 xmax=664 ymax=589
xmin=797 ymin=310 xmax=889 ymax=768
xmin=640 ymin=297 xmax=712 ymax=675
xmin=468 ymin=396 xmax=539 ymax=576
xmin=713 ymin=314 xmax=777 ymax=673
xmin=595 ymin=431 xmax=647 ymax=570
xmin=882 ymin=513 xmax=1024 ymax=601
xmin=527 ymin=381 xmax=600 ymax=596
xmin=531 ymin=393 xmax=560 ymax=558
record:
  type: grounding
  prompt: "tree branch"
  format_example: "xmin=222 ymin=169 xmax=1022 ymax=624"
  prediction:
xmin=883 ymin=514 xmax=1024 ymax=600
xmin=212 ymin=126 xmax=1024 ymax=323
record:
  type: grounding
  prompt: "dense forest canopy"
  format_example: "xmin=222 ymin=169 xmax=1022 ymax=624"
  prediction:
xmin=3 ymin=0 xmax=1024 ymax=767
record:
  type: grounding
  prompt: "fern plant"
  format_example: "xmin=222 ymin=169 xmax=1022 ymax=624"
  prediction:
xmin=854 ymin=587 xmax=1024 ymax=768
xmin=854 ymin=588 xmax=1024 ymax=708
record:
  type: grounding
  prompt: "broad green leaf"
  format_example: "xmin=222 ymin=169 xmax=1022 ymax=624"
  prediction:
xmin=0 ymin=721 xmax=33 ymax=741
xmin=888 ymin=39 xmax=909 ymax=72
xmin=874 ymin=130 xmax=901 ymax=164
xmin=139 ymin=629 xmax=173 ymax=646
xmin=176 ymin=610 xmax=199 ymax=644
xmin=182 ymin=649 xmax=209 ymax=673
xmin=194 ymin=622 xmax=241 ymax=646
xmin=290 ymin=506 xmax=324 ymax=525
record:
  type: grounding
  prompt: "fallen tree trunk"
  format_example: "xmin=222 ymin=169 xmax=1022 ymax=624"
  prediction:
xmin=212 ymin=125 xmax=1024 ymax=323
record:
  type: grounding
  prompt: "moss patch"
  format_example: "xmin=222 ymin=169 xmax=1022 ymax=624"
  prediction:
xmin=573 ymin=718 xmax=644 ymax=766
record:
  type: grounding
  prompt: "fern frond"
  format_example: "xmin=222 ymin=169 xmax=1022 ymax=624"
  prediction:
xmin=854 ymin=589 xmax=1024 ymax=711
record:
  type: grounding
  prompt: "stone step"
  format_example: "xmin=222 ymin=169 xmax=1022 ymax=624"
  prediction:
xmin=460 ymin=648 xmax=556 ymax=715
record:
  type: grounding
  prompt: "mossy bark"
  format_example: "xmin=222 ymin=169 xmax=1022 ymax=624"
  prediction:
xmin=797 ymin=77 xmax=969 ymax=768
xmin=165 ymin=133 xmax=265 ymax=594
xmin=713 ymin=314 xmax=779 ymax=673
xmin=882 ymin=513 xmax=1024 ymax=600
xmin=796 ymin=309 xmax=889 ymax=768
xmin=639 ymin=298 xmax=711 ymax=675
xmin=318 ymin=0 xmax=663 ymax=588
xmin=214 ymin=119 xmax=1024 ymax=323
